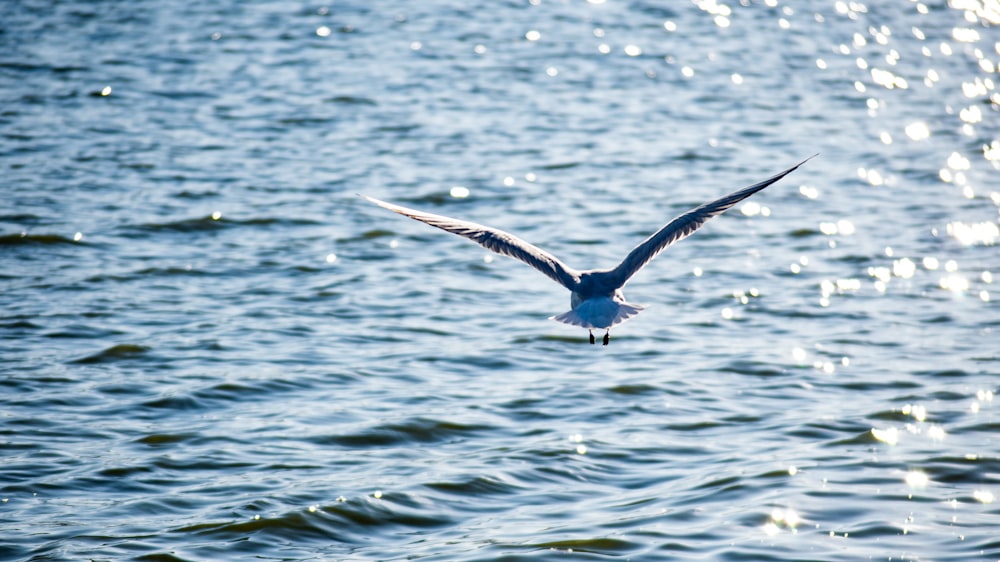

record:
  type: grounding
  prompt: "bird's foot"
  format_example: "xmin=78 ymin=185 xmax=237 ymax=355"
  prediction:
xmin=589 ymin=330 xmax=596 ymax=345
xmin=603 ymin=331 xmax=610 ymax=346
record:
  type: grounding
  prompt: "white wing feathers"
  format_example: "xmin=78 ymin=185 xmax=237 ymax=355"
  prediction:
xmin=363 ymin=155 xmax=814 ymax=292
xmin=362 ymin=196 xmax=582 ymax=290
xmin=606 ymin=155 xmax=815 ymax=287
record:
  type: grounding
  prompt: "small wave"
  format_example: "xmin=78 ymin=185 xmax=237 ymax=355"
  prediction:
xmin=528 ymin=537 xmax=643 ymax=555
xmin=921 ymin=454 xmax=1000 ymax=485
xmin=140 ymin=395 xmax=205 ymax=412
xmin=130 ymin=215 xmax=230 ymax=233
xmin=717 ymin=360 xmax=786 ymax=377
xmin=72 ymin=343 xmax=151 ymax=364
xmin=149 ymin=89 xmax=216 ymax=100
xmin=374 ymin=123 xmax=420 ymax=133
xmin=174 ymin=494 xmax=453 ymax=545
xmin=174 ymin=511 xmax=355 ymax=543
xmin=0 ymin=212 xmax=42 ymax=223
xmin=519 ymin=333 xmax=582 ymax=344
xmin=316 ymin=417 xmax=495 ymax=448
xmin=1 ymin=319 xmax=42 ymax=330
xmin=135 ymin=433 xmax=196 ymax=447
xmin=321 ymin=494 xmax=454 ymax=530
xmin=604 ymin=383 xmax=662 ymax=396
xmin=326 ymin=95 xmax=377 ymax=106
xmin=424 ymin=474 xmax=524 ymax=497
xmin=539 ymin=161 xmax=581 ymax=170
xmin=358 ymin=228 xmax=397 ymax=240
xmin=126 ymin=215 xmax=321 ymax=234
xmin=0 ymin=232 xmax=82 ymax=246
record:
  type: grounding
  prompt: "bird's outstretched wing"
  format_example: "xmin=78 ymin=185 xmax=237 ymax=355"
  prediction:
xmin=607 ymin=155 xmax=815 ymax=287
xmin=363 ymin=195 xmax=581 ymax=290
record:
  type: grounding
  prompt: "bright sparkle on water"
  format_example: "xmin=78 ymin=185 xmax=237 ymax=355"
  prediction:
xmin=893 ymin=257 xmax=916 ymax=279
xmin=4 ymin=1 xmax=999 ymax=560
xmin=740 ymin=201 xmax=768 ymax=216
xmin=904 ymin=121 xmax=930 ymax=140
xmin=872 ymin=427 xmax=899 ymax=445
xmin=905 ymin=471 xmax=930 ymax=488
xmin=765 ymin=507 xmax=802 ymax=536
xmin=948 ymin=221 xmax=999 ymax=246
xmin=973 ymin=490 xmax=995 ymax=504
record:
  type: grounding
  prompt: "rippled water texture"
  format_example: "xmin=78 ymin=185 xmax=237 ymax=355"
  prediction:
xmin=2 ymin=1 xmax=999 ymax=560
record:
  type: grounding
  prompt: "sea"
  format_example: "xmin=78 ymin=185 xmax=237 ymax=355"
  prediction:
xmin=2 ymin=1 xmax=998 ymax=560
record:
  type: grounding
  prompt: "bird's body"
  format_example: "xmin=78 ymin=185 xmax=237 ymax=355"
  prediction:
xmin=364 ymin=156 xmax=813 ymax=345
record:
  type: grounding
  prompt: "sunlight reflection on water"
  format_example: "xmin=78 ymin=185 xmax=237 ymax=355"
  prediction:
xmin=1 ymin=1 xmax=998 ymax=560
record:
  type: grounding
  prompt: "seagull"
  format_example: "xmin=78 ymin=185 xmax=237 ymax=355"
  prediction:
xmin=364 ymin=156 xmax=814 ymax=345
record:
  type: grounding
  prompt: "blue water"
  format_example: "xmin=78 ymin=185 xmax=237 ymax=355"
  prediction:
xmin=2 ymin=1 xmax=999 ymax=560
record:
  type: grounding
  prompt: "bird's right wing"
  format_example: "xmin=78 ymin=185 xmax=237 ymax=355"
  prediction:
xmin=363 ymin=196 xmax=581 ymax=290
xmin=607 ymin=155 xmax=815 ymax=287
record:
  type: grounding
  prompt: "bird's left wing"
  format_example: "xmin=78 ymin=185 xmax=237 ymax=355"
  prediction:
xmin=607 ymin=155 xmax=815 ymax=287
xmin=363 ymin=195 xmax=581 ymax=290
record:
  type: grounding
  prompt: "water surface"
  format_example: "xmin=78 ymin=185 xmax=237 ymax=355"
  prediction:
xmin=2 ymin=1 xmax=999 ymax=560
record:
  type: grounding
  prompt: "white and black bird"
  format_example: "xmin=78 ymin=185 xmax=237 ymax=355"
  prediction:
xmin=364 ymin=156 xmax=813 ymax=345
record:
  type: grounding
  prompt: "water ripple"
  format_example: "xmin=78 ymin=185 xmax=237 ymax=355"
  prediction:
xmin=3 ymin=0 xmax=1000 ymax=560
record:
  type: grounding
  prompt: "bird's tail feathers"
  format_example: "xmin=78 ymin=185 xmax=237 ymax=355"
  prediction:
xmin=549 ymin=302 xmax=646 ymax=329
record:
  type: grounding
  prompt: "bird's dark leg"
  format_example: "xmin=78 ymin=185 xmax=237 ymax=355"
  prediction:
xmin=602 ymin=331 xmax=610 ymax=346
xmin=589 ymin=330 xmax=596 ymax=345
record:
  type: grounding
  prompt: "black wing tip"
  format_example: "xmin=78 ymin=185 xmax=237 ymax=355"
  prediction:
xmin=773 ymin=154 xmax=817 ymax=178
xmin=797 ymin=153 xmax=819 ymax=167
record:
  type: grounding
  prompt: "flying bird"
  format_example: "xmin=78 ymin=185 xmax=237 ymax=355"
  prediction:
xmin=364 ymin=156 xmax=813 ymax=345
